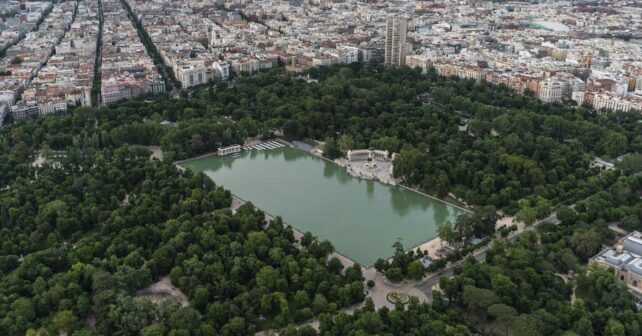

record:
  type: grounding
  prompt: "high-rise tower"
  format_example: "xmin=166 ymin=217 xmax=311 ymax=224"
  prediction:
xmin=384 ymin=16 xmax=407 ymax=67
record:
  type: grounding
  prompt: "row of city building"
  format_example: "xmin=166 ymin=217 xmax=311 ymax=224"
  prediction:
xmin=0 ymin=1 xmax=76 ymax=122
xmin=100 ymin=0 xmax=164 ymax=104
xmin=123 ymin=0 xmax=391 ymax=87
xmin=0 ymin=1 xmax=52 ymax=55
xmin=125 ymin=0 xmax=230 ymax=89
xmin=12 ymin=0 xmax=100 ymax=120
xmin=0 ymin=0 xmax=171 ymax=125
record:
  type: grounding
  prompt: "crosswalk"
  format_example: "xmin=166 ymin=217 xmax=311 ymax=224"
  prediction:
xmin=243 ymin=140 xmax=285 ymax=151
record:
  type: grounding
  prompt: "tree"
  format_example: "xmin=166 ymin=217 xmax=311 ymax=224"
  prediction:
xmin=294 ymin=290 xmax=310 ymax=309
xmin=106 ymin=297 xmax=158 ymax=334
xmin=52 ymin=310 xmax=78 ymax=334
xmin=620 ymin=215 xmax=640 ymax=230
xmin=534 ymin=197 xmax=551 ymax=219
xmin=256 ymin=266 xmax=281 ymax=292
xmin=311 ymin=294 xmax=328 ymax=314
xmin=12 ymin=297 xmax=36 ymax=322
xmin=323 ymin=137 xmax=341 ymax=159
xmin=557 ymin=206 xmax=578 ymax=226
xmin=616 ymin=153 xmax=642 ymax=175
xmin=472 ymin=205 xmax=499 ymax=238
xmin=358 ymin=311 xmax=383 ymax=333
xmin=300 ymin=232 xmax=315 ymax=247
xmin=600 ymin=132 xmax=627 ymax=157
xmin=385 ymin=267 xmax=403 ymax=282
xmin=328 ymin=257 xmax=344 ymax=274
xmin=283 ymin=120 xmax=303 ymax=139
xmin=392 ymin=148 xmax=421 ymax=181
xmin=516 ymin=204 xmax=537 ymax=226
xmin=407 ymin=261 xmax=425 ymax=280
xmin=435 ymin=171 xmax=450 ymax=197
xmin=488 ymin=303 xmax=516 ymax=336
xmin=374 ymin=258 xmax=387 ymax=273
xmin=510 ymin=314 xmax=543 ymax=336
xmin=389 ymin=241 xmax=411 ymax=275
xmin=392 ymin=241 xmax=404 ymax=256
xmin=168 ymin=307 xmax=201 ymax=332
xmin=438 ymin=221 xmax=458 ymax=247
xmin=370 ymin=136 xmax=401 ymax=153
xmin=25 ymin=329 xmax=49 ymax=336
xmin=573 ymin=316 xmax=594 ymax=336
xmin=192 ymin=286 xmax=210 ymax=311
xmin=222 ymin=316 xmax=246 ymax=336
xmin=141 ymin=325 xmax=165 ymax=336
xmin=491 ymin=274 xmax=517 ymax=305
xmin=604 ymin=318 xmax=625 ymax=336
xmin=462 ymin=285 xmax=499 ymax=322
xmin=571 ymin=230 xmax=603 ymax=262
xmin=451 ymin=214 xmax=475 ymax=247
xmin=337 ymin=134 xmax=355 ymax=155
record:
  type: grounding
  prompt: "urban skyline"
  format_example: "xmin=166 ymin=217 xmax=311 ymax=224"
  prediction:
xmin=0 ymin=0 xmax=641 ymax=124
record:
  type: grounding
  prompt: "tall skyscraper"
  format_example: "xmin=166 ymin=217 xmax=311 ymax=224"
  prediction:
xmin=384 ymin=16 xmax=407 ymax=67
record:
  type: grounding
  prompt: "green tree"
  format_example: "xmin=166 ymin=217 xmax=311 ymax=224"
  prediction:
xmin=616 ymin=153 xmax=642 ymax=175
xmin=574 ymin=316 xmax=594 ymax=336
xmin=557 ymin=206 xmax=578 ymax=225
xmin=407 ymin=261 xmax=425 ymax=280
xmin=438 ymin=221 xmax=458 ymax=247
xmin=337 ymin=134 xmax=355 ymax=155
xmin=393 ymin=148 xmax=422 ymax=182
xmin=604 ymin=318 xmax=625 ymax=336
xmin=294 ymin=290 xmax=310 ymax=309
xmin=283 ymin=120 xmax=303 ymax=139
xmin=358 ymin=311 xmax=383 ymax=333
xmin=472 ymin=205 xmax=499 ymax=238
xmin=510 ymin=314 xmax=542 ymax=336
xmin=323 ymin=137 xmax=341 ymax=159
xmin=600 ymin=132 xmax=627 ymax=157
xmin=516 ymin=204 xmax=537 ymax=226
xmin=571 ymin=230 xmax=603 ymax=261
xmin=488 ymin=303 xmax=516 ymax=336
xmin=142 ymin=325 xmax=165 ymax=336
xmin=222 ymin=316 xmax=246 ymax=336
xmin=52 ymin=310 xmax=77 ymax=334
xmin=311 ymin=294 xmax=328 ymax=314
xmin=385 ymin=267 xmax=403 ymax=282
xmin=462 ymin=285 xmax=499 ymax=322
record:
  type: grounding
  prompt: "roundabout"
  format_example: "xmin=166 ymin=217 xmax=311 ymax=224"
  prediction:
xmin=386 ymin=291 xmax=410 ymax=305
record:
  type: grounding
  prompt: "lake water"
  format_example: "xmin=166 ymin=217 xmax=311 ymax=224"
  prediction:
xmin=181 ymin=146 xmax=468 ymax=266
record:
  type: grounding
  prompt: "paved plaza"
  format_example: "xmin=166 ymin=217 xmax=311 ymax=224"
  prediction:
xmin=337 ymin=158 xmax=397 ymax=185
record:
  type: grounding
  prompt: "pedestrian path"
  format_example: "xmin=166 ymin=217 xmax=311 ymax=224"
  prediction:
xmin=243 ymin=140 xmax=285 ymax=151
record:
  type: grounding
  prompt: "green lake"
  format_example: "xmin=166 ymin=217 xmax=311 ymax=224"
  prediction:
xmin=181 ymin=146 xmax=468 ymax=266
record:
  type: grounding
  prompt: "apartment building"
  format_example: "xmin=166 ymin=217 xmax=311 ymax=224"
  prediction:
xmin=539 ymin=78 xmax=563 ymax=103
xmin=592 ymin=93 xmax=642 ymax=113
xmin=384 ymin=16 xmax=407 ymax=67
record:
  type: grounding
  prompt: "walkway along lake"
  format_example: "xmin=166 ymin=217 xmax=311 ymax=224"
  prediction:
xmin=180 ymin=146 xmax=469 ymax=266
